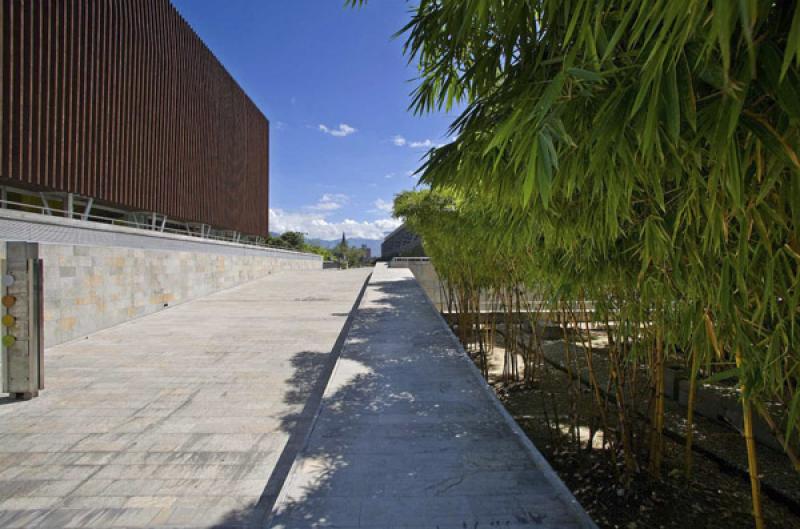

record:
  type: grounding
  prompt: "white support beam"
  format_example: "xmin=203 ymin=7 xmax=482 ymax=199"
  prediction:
xmin=65 ymin=193 xmax=74 ymax=218
xmin=81 ymin=198 xmax=94 ymax=221
xmin=39 ymin=194 xmax=53 ymax=216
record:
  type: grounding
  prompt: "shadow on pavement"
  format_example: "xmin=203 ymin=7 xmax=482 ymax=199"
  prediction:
xmin=208 ymin=276 xmax=580 ymax=528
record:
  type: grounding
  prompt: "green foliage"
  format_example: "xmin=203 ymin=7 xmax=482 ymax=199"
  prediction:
xmin=392 ymin=0 xmax=800 ymax=444
xmin=302 ymin=243 xmax=334 ymax=261
xmin=374 ymin=3 xmax=800 ymax=516
xmin=267 ymin=231 xmax=332 ymax=259
xmin=279 ymin=231 xmax=305 ymax=250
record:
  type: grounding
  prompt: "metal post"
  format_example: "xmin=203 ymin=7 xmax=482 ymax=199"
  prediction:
xmin=151 ymin=212 xmax=157 ymax=230
xmin=160 ymin=216 xmax=167 ymax=232
xmin=1 ymin=187 xmax=7 ymax=208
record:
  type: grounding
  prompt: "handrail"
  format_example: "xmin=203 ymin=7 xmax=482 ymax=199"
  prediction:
xmin=0 ymin=198 xmax=311 ymax=255
xmin=391 ymin=256 xmax=430 ymax=262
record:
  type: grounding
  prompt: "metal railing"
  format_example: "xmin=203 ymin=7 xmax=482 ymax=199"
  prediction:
xmin=0 ymin=193 xmax=314 ymax=257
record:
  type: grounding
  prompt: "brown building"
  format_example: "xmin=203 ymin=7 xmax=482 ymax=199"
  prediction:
xmin=0 ymin=0 xmax=269 ymax=236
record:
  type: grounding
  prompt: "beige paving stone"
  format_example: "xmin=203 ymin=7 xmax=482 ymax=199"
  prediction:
xmin=60 ymin=496 xmax=129 ymax=508
xmin=0 ymin=268 xmax=369 ymax=528
xmin=123 ymin=496 xmax=177 ymax=509
xmin=0 ymin=496 xmax=62 ymax=509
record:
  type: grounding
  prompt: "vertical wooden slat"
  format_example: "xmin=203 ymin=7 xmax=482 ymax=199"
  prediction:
xmin=1 ymin=0 xmax=7 ymax=181
xmin=141 ymin=0 xmax=153 ymax=211
xmin=155 ymin=0 xmax=165 ymax=215
xmin=58 ymin=0 xmax=70 ymax=191
xmin=171 ymin=8 xmax=183 ymax=221
xmin=99 ymin=0 xmax=107 ymax=197
xmin=114 ymin=0 xmax=124 ymax=204
xmin=43 ymin=0 xmax=54 ymax=187
xmin=112 ymin=0 xmax=122 ymax=204
xmin=87 ymin=0 xmax=96 ymax=197
xmin=128 ymin=0 xmax=136 ymax=207
xmin=9 ymin=0 xmax=19 ymax=183
xmin=105 ymin=0 xmax=114 ymax=200
xmin=179 ymin=15 xmax=187 ymax=220
xmin=108 ymin=0 xmax=116 ymax=198
xmin=89 ymin=0 xmax=100 ymax=198
xmin=22 ymin=0 xmax=32 ymax=184
xmin=75 ymin=0 xmax=85 ymax=194
xmin=191 ymin=23 xmax=198 ymax=224
xmin=32 ymin=0 xmax=41 ymax=186
xmin=132 ymin=0 xmax=146 ymax=208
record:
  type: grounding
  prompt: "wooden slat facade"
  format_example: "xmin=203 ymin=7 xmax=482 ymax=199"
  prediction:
xmin=0 ymin=0 xmax=269 ymax=236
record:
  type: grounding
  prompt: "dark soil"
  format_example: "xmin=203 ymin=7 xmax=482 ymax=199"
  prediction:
xmin=493 ymin=363 xmax=800 ymax=529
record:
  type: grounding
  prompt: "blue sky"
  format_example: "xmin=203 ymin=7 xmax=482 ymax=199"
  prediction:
xmin=171 ymin=1 xmax=455 ymax=240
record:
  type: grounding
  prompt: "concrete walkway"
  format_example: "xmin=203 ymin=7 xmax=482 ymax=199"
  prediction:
xmin=269 ymin=264 xmax=594 ymax=529
xmin=0 ymin=268 xmax=371 ymax=529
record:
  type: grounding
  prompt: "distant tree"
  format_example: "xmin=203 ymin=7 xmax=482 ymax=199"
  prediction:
xmin=266 ymin=235 xmax=287 ymax=249
xmin=331 ymin=233 xmax=369 ymax=268
xmin=279 ymin=231 xmax=305 ymax=250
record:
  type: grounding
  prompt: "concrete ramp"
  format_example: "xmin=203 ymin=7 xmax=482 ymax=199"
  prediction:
xmin=269 ymin=264 xmax=595 ymax=529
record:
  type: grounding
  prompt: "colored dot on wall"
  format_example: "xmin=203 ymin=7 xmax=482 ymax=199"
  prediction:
xmin=1 ymin=295 xmax=15 ymax=308
xmin=2 ymin=335 xmax=15 ymax=347
xmin=1 ymin=315 xmax=14 ymax=327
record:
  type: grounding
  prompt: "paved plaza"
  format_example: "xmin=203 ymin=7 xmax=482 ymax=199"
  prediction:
xmin=0 ymin=268 xmax=371 ymax=528
xmin=0 ymin=265 xmax=593 ymax=528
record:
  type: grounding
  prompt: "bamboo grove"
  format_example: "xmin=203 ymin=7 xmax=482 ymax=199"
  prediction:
xmin=350 ymin=1 xmax=800 ymax=527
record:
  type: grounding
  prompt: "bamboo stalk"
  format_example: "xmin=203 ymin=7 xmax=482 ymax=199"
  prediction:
xmin=649 ymin=324 xmax=665 ymax=476
xmin=684 ymin=348 xmax=700 ymax=480
xmin=581 ymin=300 xmax=612 ymax=451
xmin=737 ymin=349 xmax=765 ymax=529
xmin=607 ymin=316 xmax=637 ymax=477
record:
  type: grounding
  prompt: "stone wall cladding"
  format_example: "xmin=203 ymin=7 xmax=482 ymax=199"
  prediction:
xmin=39 ymin=244 xmax=320 ymax=346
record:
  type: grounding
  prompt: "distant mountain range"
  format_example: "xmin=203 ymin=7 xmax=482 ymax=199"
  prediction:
xmin=307 ymin=237 xmax=382 ymax=257
xmin=268 ymin=232 xmax=384 ymax=257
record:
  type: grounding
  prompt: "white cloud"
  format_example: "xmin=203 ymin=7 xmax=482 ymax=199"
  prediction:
xmin=308 ymin=193 xmax=349 ymax=211
xmin=373 ymin=198 xmax=393 ymax=213
xmin=393 ymin=134 xmax=447 ymax=149
xmin=409 ymin=139 xmax=436 ymax=149
xmin=318 ymin=123 xmax=357 ymax=137
xmin=270 ymin=208 xmax=400 ymax=240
